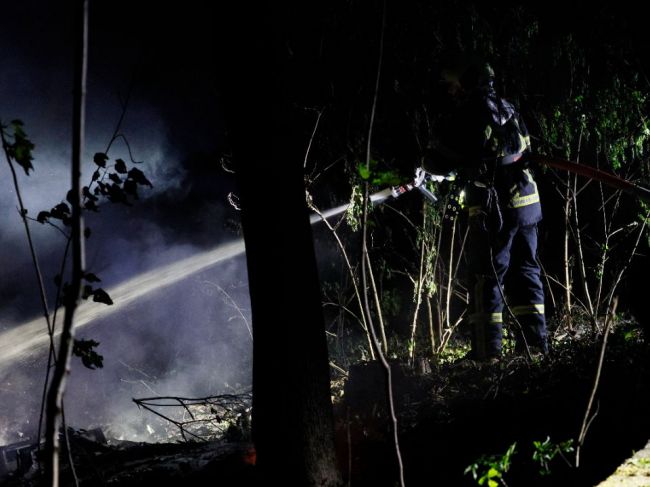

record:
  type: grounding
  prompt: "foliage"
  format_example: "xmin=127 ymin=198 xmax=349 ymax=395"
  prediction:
xmin=357 ymin=159 xmax=401 ymax=186
xmin=532 ymin=436 xmax=574 ymax=476
xmin=72 ymin=339 xmax=104 ymax=370
xmin=434 ymin=341 xmax=471 ymax=364
xmin=2 ymin=119 xmax=35 ymax=175
xmin=42 ymin=151 xmax=151 ymax=366
xmin=3 ymin=120 xmax=151 ymax=370
xmin=464 ymin=437 xmax=574 ymax=484
xmin=464 ymin=442 xmax=517 ymax=487
xmin=345 ymin=184 xmax=364 ymax=231
xmin=302 ymin=0 xmax=649 ymax=375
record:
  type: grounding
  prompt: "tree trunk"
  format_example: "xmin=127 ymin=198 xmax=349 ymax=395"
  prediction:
xmin=218 ymin=4 xmax=342 ymax=486
xmin=45 ymin=1 xmax=87 ymax=485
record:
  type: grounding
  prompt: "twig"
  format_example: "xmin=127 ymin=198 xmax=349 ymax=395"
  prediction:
xmin=322 ymin=302 xmax=366 ymax=332
xmin=309 ymin=198 xmax=375 ymax=359
xmin=201 ymin=280 xmax=252 ymax=340
xmin=571 ymin=172 xmax=596 ymax=323
xmin=45 ymin=2 xmax=88 ymax=485
xmin=360 ymin=1 xmax=405 ymax=485
xmin=304 ymin=107 xmax=324 ymax=171
xmin=365 ymin=253 xmax=389 ymax=354
xmin=381 ymin=202 xmax=419 ymax=231
xmin=1 ymin=128 xmax=61 ymax=468
xmin=39 ymin=29 xmax=141 ymax=468
xmin=106 ymin=134 xmax=143 ymax=164
xmin=24 ymin=215 xmax=69 ymax=238
xmin=310 ymin=156 xmax=345 ymax=185
xmin=444 ymin=217 xmax=457 ymax=331
xmin=408 ymin=211 xmax=427 ymax=365
xmin=575 ymin=297 xmax=618 ymax=467
xmin=544 ymin=274 xmax=590 ymax=313
xmin=563 ymin=171 xmax=573 ymax=330
xmin=120 ymin=379 xmax=159 ymax=396
xmin=329 ymin=361 xmax=348 ymax=377
xmin=118 ymin=360 xmax=155 ymax=380
xmin=537 ymin=257 xmax=557 ymax=311
xmin=133 ymin=392 xmax=252 ymax=442
xmin=346 ymin=408 xmax=352 ymax=487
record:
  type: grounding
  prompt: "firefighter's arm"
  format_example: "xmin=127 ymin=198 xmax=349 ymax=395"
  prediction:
xmin=390 ymin=166 xmax=456 ymax=203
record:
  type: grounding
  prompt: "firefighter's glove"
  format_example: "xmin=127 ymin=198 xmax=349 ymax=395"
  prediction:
xmin=413 ymin=166 xmax=426 ymax=187
xmin=391 ymin=184 xmax=412 ymax=198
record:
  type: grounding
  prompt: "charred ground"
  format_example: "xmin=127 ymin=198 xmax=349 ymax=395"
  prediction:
xmin=3 ymin=323 xmax=648 ymax=486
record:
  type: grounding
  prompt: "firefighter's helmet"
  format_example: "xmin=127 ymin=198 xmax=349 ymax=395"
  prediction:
xmin=459 ymin=61 xmax=495 ymax=90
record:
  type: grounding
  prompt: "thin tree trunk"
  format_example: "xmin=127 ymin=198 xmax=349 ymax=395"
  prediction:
xmin=309 ymin=200 xmax=376 ymax=360
xmin=563 ymin=173 xmax=573 ymax=329
xmin=427 ymin=298 xmax=436 ymax=355
xmin=408 ymin=224 xmax=427 ymax=364
xmin=44 ymin=1 xmax=87 ymax=485
xmin=366 ymin=252 xmax=389 ymax=354
xmin=572 ymin=174 xmax=596 ymax=323
xmin=359 ymin=1 xmax=404 ymax=484
xmin=445 ymin=217 xmax=457 ymax=329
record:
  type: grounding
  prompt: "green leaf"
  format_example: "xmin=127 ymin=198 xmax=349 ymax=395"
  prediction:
xmin=82 ymin=186 xmax=98 ymax=202
xmin=72 ymin=339 xmax=104 ymax=369
xmin=93 ymin=152 xmax=109 ymax=168
xmin=487 ymin=480 xmax=498 ymax=487
xmin=84 ymin=200 xmax=99 ymax=212
xmin=66 ymin=189 xmax=76 ymax=205
xmin=114 ymin=158 xmax=127 ymax=174
xmin=358 ymin=164 xmax=371 ymax=180
xmin=109 ymin=172 xmax=122 ymax=184
xmin=82 ymin=284 xmax=94 ymax=300
xmin=106 ymin=183 xmax=129 ymax=205
xmin=8 ymin=120 xmax=35 ymax=175
xmin=50 ymin=202 xmax=71 ymax=220
xmin=123 ymin=179 xmax=138 ymax=198
xmin=487 ymin=468 xmax=500 ymax=479
xmin=36 ymin=211 xmax=50 ymax=223
xmin=371 ymin=170 xmax=401 ymax=186
xmin=92 ymin=288 xmax=113 ymax=305
xmin=96 ymin=181 xmax=107 ymax=196
xmin=127 ymin=167 xmax=152 ymax=187
xmin=83 ymin=272 xmax=101 ymax=283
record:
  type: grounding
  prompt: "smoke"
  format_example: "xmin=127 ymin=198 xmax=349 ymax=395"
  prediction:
xmin=65 ymin=252 xmax=253 ymax=443
xmin=0 ymin=243 xmax=252 ymax=446
xmin=0 ymin=0 xmax=250 ymax=448
xmin=0 ymin=120 xmax=246 ymax=446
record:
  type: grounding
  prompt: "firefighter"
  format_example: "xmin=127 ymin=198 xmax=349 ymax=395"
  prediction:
xmin=424 ymin=60 xmax=548 ymax=361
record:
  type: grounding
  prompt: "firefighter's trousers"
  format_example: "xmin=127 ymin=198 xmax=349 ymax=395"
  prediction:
xmin=467 ymin=219 xmax=548 ymax=358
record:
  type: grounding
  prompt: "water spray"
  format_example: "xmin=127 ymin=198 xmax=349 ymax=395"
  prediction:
xmin=0 ymin=242 xmax=245 ymax=370
xmin=0 ymin=187 xmax=413 ymax=371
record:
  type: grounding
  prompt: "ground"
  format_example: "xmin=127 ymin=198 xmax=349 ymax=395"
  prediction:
xmin=598 ymin=440 xmax=650 ymax=486
xmin=3 ymin=327 xmax=649 ymax=486
xmin=336 ymin=326 xmax=650 ymax=486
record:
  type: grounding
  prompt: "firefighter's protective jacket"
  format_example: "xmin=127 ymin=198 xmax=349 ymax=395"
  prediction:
xmin=425 ymin=84 xmax=542 ymax=227
xmin=424 ymin=81 xmax=548 ymax=357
